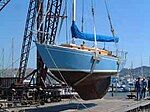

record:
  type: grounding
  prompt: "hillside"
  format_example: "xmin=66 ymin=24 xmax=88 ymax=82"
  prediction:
xmin=120 ymin=66 xmax=150 ymax=78
xmin=0 ymin=68 xmax=33 ymax=77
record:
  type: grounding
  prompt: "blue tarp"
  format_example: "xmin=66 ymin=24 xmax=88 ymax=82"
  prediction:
xmin=71 ymin=21 xmax=119 ymax=43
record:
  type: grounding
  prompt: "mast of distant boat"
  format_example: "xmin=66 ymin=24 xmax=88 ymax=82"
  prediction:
xmin=72 ymin=0 xmax=76 ymax=44
xmin=11 ymin=38 xmax=15 ymax=77
xmin=149 ymin=56 xmax=150 ymax=67
xmin=1 ymin=49 xmax=4 ymax=76
xmin=141 ymin=56 xmax=144 ymax=78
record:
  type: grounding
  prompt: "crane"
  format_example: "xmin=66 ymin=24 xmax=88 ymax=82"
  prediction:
xmin=36 ymin=0 xmax=63 ymax=87
xmin=0 ymin=0 xmax=10 ymax=12
xmin=17 ymin=0 xmax=63 ymax=88
xmin=17 ymin=0 xmax=37 ymax=84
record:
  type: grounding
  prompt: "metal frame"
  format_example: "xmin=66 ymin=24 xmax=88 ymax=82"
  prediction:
xmin=0 ymin=0 xmax=10 ymax=12
xmin=17 ymin=0 xmax=37 ymax=83
xmin=44 ymin=0 xmax=63 ymax=44
xmin=36 ymin=0 xmax=63 ymax=87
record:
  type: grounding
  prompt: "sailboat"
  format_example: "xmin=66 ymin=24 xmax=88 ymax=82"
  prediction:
xmin=36 ymin=0 xmax=120 ymax=100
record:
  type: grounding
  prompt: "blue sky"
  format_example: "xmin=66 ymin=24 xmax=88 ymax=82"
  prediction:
xmin=0 ymin=0 xmax=150 ymax=69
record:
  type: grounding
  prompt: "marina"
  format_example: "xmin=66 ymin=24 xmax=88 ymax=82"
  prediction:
xmin=0 ymin=0 xmax=150 ymax=111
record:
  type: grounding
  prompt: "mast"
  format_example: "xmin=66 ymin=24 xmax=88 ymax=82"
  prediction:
xmin=149 ymin=56 xmax=150 ymax=67
xmin=2 ymin=48 xmax=4 ymax=76
xmin=72 ymin=0 xmax=76 ymax=44
xmin=72 ymin=0 xmax=76 ymax=22
xmin=11 ymin=38 xmax=14 ymax=76
xmin=91 ymin=0 xmax=97 ymax=48
xmin=141 ymin=56 xmax=144 ymax=77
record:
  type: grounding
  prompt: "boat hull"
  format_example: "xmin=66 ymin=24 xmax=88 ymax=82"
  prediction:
xmin=51 ymin=71 xmax=112 ymax=100
xmin=36 ymin=43 xmax=118 ymax=100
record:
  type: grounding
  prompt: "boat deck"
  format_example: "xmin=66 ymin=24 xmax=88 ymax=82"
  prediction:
xmin=60 ymin=43 xmax=115 ymax=56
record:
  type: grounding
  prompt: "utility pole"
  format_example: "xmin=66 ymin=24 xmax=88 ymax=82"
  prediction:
xmin=11 ymin=38 xmax=14 ymax=76
xmin=149 ymin=56 xmax=150 ymax=67
xmin=141 ymin=56 xmax=144 ymax=78
xmin=1 ymin=48 xmax=4 ymax=77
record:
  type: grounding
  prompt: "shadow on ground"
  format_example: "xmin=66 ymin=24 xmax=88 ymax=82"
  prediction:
xmin=26 ymin=103 xmax=97 ymax=112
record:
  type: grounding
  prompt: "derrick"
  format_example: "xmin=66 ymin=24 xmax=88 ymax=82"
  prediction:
xmin=17 ymin=0 xmax=63 ymax=87
xmin=0 ymin=0 xmax=10 ymax=12
xmin=17 ymin=0 xmax=37 ymax=83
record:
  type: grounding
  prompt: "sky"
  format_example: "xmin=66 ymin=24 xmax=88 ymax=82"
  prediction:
xmin=0 ymin=0 xmax=150 ymax=69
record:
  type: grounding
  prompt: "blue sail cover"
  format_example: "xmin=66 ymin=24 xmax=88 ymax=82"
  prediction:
xmin=71 ymin=21 xmax=119 ymax=43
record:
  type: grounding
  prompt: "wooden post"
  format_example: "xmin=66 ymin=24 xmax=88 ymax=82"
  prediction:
xmin=112 ymin=84 xmax=114 ymax=97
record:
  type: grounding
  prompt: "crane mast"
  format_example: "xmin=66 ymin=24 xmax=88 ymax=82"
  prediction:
xmin=36 ymin=0 xmax=63 ymax=86
xmin=36 ymin=0 xmax=46 ymax=86
xmin=0 ymin=0 xmax=65 ymax=102
xmin=18 ymin=0 xmax=63 ymax=86
xmin=17 ymin=0 xmax=37 ymax=83
xmin=0 ymin=0 xmax=10 ymax=12
xmin=44 ymin=0 xmax=63 ymax=44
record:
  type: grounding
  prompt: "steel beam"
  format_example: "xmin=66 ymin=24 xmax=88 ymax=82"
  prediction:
xmin=0 ymin=0 xmax=10 ymax=12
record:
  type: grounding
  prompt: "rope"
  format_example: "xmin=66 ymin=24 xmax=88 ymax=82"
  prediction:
xmin=45 ymin=45 xmax=68 ymax=86
xmin=74 ymin=54 xmax=98 ymax=86
xmin=44 ymin=44 xmax=93 ymax=112
xmin=34 ymin=1 xmax=94 ymax=111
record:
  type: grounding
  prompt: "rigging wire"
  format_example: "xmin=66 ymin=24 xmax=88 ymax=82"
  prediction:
xmin=104 ymin=1 xmax=120 ymax=85
xmin=44 ymin=44 xmax=93 ymax=112
xmin=104 ymin=0 xmax=118 ymax=56
xmin=57 ymin=0 xmax=68 ymax=44
xmin=81 ymin=0 xmax=84 ymax=32
xmin=65 ymin=0 xmax=68 ymax=44
xmin=32 ymin=1 xmax=93 ymax=111
xmin=104 ymin=0 xmax=115 ymax=37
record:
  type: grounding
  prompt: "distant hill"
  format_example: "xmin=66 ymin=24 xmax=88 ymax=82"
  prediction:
xmin=0 ymin=68 xmax=59 ymax=84
xmin=0 ymin=68 xmax=33 ymax=77
xmin=120 ymin=66 xmax=150 ymax=78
